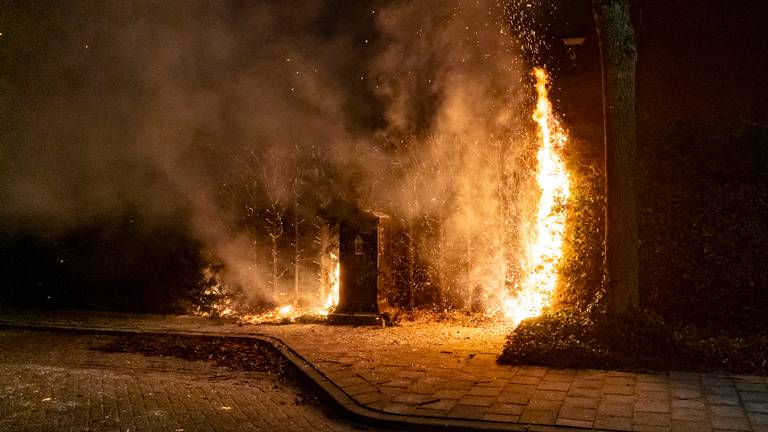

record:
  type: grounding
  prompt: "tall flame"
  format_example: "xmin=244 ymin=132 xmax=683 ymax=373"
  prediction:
xmin=503 ymin=67 xmax=571 ymax=325
xmin=321 ymin=258 xmax=340 ymax=314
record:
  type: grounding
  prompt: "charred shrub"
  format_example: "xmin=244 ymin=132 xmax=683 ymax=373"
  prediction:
xmin=499 ymin=308 xmax=609 ymax=368
xmin=499 ymin=308 xmax=695 ymax=371
xmin=499 ymin=307 xmax=768 ymax=374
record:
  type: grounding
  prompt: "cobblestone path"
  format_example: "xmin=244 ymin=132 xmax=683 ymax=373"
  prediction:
xmin=2 ymin=309 xmax=768 ymax=431
xmin=0 ymin=329 xmax=385 ymax=432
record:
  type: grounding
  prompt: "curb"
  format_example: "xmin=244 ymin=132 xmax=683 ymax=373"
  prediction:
xmin=0 ymin=320 xmax=606 ymax=432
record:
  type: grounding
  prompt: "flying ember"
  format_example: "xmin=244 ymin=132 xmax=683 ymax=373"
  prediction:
xmin=503 ymin=67 xmax=571 ymax=326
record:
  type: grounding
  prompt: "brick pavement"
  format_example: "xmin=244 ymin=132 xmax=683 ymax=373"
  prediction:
xmin=0 ymin=329 xmax=387 ymax=432
xmin=1 ymin=308 xmax=767 ymax=431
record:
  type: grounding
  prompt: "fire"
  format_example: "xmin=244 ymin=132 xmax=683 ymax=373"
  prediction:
xmin=503 ymin=67 xmax=571 ymax=325
xmin=199 ymin=253 xmax=340 ymax=324
xmin=278 ymin=304 xmax=295 ymax=316
xmin=321 ymin=259 xmax=340 ymax=314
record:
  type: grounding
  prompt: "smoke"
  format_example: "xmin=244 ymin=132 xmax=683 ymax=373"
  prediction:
xmin=0 ymin=0 xmax=541 ymax=309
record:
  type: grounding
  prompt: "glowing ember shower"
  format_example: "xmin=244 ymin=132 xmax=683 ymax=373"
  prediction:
xmin=503 ymin=67 xmax=571 ymax=325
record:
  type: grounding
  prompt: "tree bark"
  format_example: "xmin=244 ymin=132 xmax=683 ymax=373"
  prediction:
xmin=593 ymin=0 xmax=640 ymax=313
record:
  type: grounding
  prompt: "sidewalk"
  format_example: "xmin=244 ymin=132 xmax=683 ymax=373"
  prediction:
xmin=1 ymin=308 xmax=766 ymax=432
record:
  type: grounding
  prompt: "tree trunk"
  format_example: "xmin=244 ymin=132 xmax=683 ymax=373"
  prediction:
xmin=593 ymin=0 xmax=640 ymax=313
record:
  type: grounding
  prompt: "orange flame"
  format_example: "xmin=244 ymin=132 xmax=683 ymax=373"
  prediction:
xmin=503 ymin=67 xmax=570 ymax=325
xmin=320 ymin=259 xmax=340 ymax=315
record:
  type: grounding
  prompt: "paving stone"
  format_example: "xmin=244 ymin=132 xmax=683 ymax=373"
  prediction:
xmin=345 ymin=383 xmax=380 ymax=396
xmin=637 ymin=374 xmax=669 ymax=383
xmin=406 ymin=383 xmax=438 ymax=394
xmin=432 ymin=388 xmax=467 ymax=399
xmin=749 ymin=412 xmax=768 ymax=425
xmin=497 ymin=392 xmax=531 ymax=405
xmin=487 ymin=370 xmax=517 ymax=379
xmin=519 ymin=408 xmax=559 ymax=425
xmin=670 ymin=420 xmax=710 ymax=432
xmin=418 ymin=398 xmax=458 ymax=411
xmin=483 ymin=413 xmax=519 ymax=422
xmin=558 ymin=406 xmax=596 ymax=421
xmin=396 ymin=370 xmax=427 ymax=379
xmin=702 ymin=378 xmax=734 ymax=386
xmin=635 ymin=412 xmax=672 ymax=426
xmin=673 ymin=399 xmax=707 ymax=410
xmin=413 ymin=407 xmax=450 ymax=417
xmin=709 ymin=415 xmax=752 ymax=431
xmin=379 ymin=385 xmax=406 ymax=396
xmin=516 ymin=367 xmax=548 ymax=377
xmin=606 ymin=394 xmax=638 ymax=404
xmin=636 ymin=399 xmax=672 ymax=414
xmin=542 ymin=374 xmax=575 ymax=384
xmin=532 ymin=390 xmax=567 ymax=401
xmin=735 ymin=376 xmax=766 ymax=384
xmin=392 ymin=392 xmax=433 ymax=404
xmin=607 ymin=377 xmax=638 ymax=386
xmin=605 ymin=384 xmax=637 ymax=395
xmin=8 ymin=310 xmax=768 ymax=432
xmin=336 ymin=376 xmax=369 ymax=387
xmin=527 ymin=399 xmax=563 ymax=411
xmin=447 ymin=404 xmax=486 ymax=420
xmin=631 ymin=423 xmax=671 ymax=432
xmin=710 ymin=405 xmax=747 ymax=418
xmin=568 ymin=387 xmax=602 ymax=398
xmin=380 ymin=378 xmax=412 ymax=388
xmin=467 ymin=385 xmax=502 ymax=397
xmin=381 ymin=403 xmax=414 ymax=415
xmin=669 ymin=373 xmax=700 ymax=381
xmin=509 ymin=375 xmax=542 ymax=385
xmin=475 ymin=378 xmax=509 ymax=388
xmin=595 ymin=415 xmax=634 ymax=430
xmin=355 ymin=390 xmax=388 ymax=404
xmin=638 ymin=382 xmax=670 ymax=392
xmin=706 ymin=386 xmax=739 ymax=397
xmin=736 ymin=383 xmax=768 ymax=392
xmin=746 ymin=402 xmax=768 ymax=414
xmin=442 ymin=380 xmax=476 ymax=390
xmin=742 ymin=392 xmax=768 ymax=402
xmin=503 ymin=383 xmax=537 ymax=393
xmin=538 ymin=381 xmax=571 ymax=391
xmin=0 ymin=330 xmax=375 ymax=432
xmin=608 ymin=371 xmax=638 ymax=378
xmin=576 ymin=369 xmax=607 ymax=380
xmin=672 ymin=408 xmax=709 ymax=422
xmin=458 ymin=396 xmax=496 ymax=407
xmin=556 ymin=418 xmax=594 ymax=428
xmin=486 ymin=403 xmax=525 ymax=416
xmin=572 ymin=378 xmax=605 ymax=389
xmin=598 ymin=401 xmax=634 ymax=417
xmin=671 ymin=388 xmax=704 ymax=399
xmin=563 ymin=396 xmax=599 ymax=409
